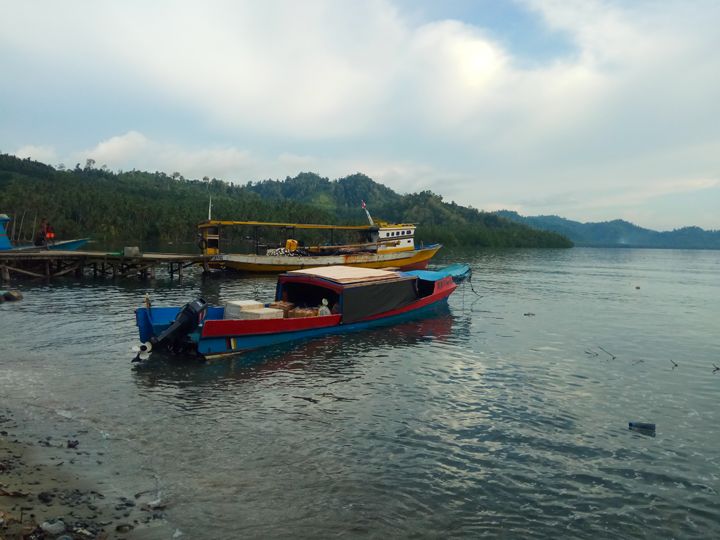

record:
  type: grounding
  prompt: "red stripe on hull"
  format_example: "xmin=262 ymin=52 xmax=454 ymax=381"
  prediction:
xmin=202 ymin=314 xmax=341 ymax=338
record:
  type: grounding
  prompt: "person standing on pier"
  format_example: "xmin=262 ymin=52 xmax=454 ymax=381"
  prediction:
xmin=45 ymin=223 xmax=55 ymax=247
xmin=34 ymin=218 xmax=48 ymax=246
xmin=34 ymin=218 xmax=55 ymax=248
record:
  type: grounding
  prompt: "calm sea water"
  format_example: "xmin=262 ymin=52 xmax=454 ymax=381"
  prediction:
xmin=1 ymin=248 xmax=718 ymax=538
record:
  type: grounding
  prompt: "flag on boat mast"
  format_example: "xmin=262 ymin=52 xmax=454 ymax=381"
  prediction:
xmin=361 ymin=200 xmax=374 ymax=226
xmin=208 ymin=196 xmax=213 ymax=220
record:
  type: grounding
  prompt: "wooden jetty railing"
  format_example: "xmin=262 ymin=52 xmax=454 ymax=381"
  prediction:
xmin=0 ymin=250 xmax=213 ymax=282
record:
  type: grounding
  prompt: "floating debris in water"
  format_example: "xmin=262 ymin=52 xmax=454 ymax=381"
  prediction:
xmin=629 ymin=422 xmax=656 ymax=436
xmin=713 ymin=364 xmax=719 ymax=374
xmin=598 ymin=346 xmax=616 ymax=360
xmin=0 ymin=290 xmax=23 ymax=302
xmin=669 ymin=359 xmax=679 ymax=369
xmin=292 ymin=395 xmax=319 ymax=404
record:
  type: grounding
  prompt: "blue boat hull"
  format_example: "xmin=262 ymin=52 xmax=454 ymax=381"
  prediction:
xmin=0 ymin=238 xmax=90 ymax=252
xmin=48 ymin=238 xmax=90 ymax=251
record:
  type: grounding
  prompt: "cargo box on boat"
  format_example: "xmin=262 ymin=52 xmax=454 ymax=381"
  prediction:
xmin=224 ymin=300 xmax=264 ymax=319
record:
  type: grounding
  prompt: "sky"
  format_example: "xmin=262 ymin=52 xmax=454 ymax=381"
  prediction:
xmin=1 ymin=0 xmax=719 ymax=231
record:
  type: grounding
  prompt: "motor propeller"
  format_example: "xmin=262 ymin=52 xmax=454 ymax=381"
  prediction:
xmin=131 ymin=341 xmax=153 ymax=362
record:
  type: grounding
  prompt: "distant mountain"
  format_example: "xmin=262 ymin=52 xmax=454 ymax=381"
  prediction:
xmin=495 ymin=211 xmax=720 ymax=249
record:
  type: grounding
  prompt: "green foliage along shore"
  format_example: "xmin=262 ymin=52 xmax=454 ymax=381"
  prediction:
xmin=0 ymin=154 xmax=572 ymax=249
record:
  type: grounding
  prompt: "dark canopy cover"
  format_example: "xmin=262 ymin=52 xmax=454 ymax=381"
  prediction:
xmin=342 ymin=278 xmax=418 ymax=324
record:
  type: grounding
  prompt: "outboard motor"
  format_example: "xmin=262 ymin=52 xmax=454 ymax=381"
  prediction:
xmin=152 ymin=298 xmax=208 ymax=351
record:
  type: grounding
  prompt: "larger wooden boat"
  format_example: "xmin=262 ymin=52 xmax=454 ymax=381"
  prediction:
xmin=134 ymin=264 xmax=468 ymax=360
xmin=197 ymin=208 xmax=441 ymax=272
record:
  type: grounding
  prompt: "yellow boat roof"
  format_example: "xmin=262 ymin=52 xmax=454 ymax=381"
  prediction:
xmin=198 ymin=220 xmax=416 ymax=230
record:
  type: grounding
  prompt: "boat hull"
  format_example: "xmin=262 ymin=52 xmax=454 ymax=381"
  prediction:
xmin=211 ymin=244 xmax=441 ymax=273
xmin=134 ymin=276 xmax=457 ymax=359
xmin=197 ymin=289 xmax=453 ymax=358
xmin=1 ymin=238 xmax=90 ymax=252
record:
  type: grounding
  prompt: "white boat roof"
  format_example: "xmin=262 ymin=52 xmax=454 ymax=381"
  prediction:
xmin=286 ymin=265 xmax=403 ymax=284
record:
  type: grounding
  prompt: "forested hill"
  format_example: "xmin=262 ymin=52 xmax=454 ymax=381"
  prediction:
xmin=0 ymin=154 xmax=571 ymax=248
xmin=496 ymin=211 xmax=720 ymax=249
xmin=241 ymin=173 xmax=572 ymax=247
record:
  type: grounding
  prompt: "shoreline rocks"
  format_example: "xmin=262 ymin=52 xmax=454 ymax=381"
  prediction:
xmin=0 ymin=407 xmax=170 ymax=539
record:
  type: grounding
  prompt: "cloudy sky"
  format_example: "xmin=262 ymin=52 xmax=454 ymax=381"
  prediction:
xmin=2 ymin=0 xmax=719 ymax=230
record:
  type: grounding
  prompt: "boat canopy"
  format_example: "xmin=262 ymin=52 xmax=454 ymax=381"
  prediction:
xmin=286 ymin=266 xmax=401 ymax=284
xmin=277 ymin=265 xmax=420 ymax=324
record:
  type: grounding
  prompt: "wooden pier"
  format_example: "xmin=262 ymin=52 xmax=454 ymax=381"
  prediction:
xmin=0 ymin=250 xmax=212 ymax=282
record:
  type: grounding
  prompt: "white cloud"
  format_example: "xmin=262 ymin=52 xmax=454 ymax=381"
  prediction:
xmin=14 ymin=145 xmax=58 ymax=164
xmin=1 ymin=0 xmax=720 ymax=228
xmin=70 ymin=131 xmax=256 ymax=181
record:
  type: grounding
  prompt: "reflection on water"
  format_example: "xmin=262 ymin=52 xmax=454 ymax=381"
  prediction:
xmin=132 ymin=307 xmax=458 ymax=393
xmin=1 ymin=248 xmax=719 ymax=538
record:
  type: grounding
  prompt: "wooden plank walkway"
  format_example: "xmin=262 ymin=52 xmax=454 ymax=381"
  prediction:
xmin=0 ymin=250 xmax=213 ymax=281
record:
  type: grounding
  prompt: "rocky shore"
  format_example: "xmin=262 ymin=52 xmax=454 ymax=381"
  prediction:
xmin=0 ymin=409 xmax=171 ymax=540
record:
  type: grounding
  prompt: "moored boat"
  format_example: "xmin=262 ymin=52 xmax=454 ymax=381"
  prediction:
xmin=197 ymin=203 xmax=441 ymax=272
xmin=134 ymin=264 xmax=468 ymax=360
xmin=0 ymin=214 xmax=89 ymax=252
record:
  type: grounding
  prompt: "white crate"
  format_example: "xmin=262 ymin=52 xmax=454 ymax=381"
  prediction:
xmin=233 ymin=307 xmax=284 ymax=320
xmin=224 ymin=300 xmax=264 ymax=319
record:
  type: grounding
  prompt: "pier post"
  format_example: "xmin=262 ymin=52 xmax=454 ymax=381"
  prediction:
xmin=1 ymin=265 xmax=9 ymax=282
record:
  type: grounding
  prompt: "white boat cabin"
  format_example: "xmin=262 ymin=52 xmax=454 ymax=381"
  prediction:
xmin=376 ymin=225 xmax=416 ymax=253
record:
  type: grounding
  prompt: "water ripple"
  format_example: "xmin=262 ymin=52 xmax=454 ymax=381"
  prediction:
xmin=1 ymin=248 xmax=719 ymax=537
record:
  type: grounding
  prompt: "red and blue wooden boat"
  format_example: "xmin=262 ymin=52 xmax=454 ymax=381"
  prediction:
xmin=134 ymin=264 xmax=470 ymax=360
